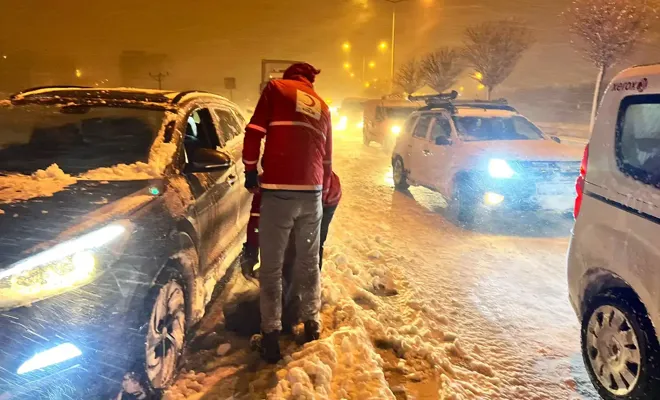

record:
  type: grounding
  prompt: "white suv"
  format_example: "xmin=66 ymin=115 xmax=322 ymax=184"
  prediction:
xmin=391 ymin=95 xmax=583 ymax=223
xmin=568 ymin=65 xmax=660 ymax=399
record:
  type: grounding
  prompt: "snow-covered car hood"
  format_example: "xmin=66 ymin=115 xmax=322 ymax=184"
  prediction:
xmin=0 ymin=180 xmax=158 ymax=268
xmin=460 ymin=139 xmax=583 ymax=162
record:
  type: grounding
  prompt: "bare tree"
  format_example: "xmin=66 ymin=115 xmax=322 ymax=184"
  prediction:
xmin=420 ymin=48 xmax=464 ymax=93
xmin=563 ymin=0 xmax=656 ymax=131
xmin=463 ymin=19 xmax=534 ymax=100
xmin=393 ymin=58 xmax=424 ymax=94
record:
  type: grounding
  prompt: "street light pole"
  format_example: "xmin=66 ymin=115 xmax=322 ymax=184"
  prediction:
xmin=383 ymin=0 xmax=407 ymax=94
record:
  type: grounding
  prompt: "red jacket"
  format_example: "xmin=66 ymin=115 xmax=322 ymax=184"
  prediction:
xmin=246 ymin=172 xmax=342 ymax=248
xmin=242 ymin=77 xmax=332 ymax=192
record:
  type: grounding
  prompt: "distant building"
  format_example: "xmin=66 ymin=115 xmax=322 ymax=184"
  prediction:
xmin=0 ymin=51 xmax=77 ymax=94
xmin=119 ymin=51 xmax=169 ymax=89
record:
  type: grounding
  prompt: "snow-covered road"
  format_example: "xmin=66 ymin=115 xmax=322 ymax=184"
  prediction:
xmin=167 ymin=132 xmax=599 ymax=399
xmin=328 ymin=132 xmax=597 ymax=399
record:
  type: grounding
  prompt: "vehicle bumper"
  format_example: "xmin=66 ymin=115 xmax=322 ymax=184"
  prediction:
xmin=0 ymin=265 xmax=153 ymax=399
xmin=567 ymin=231 xmax=582 ymax=319
xmin=468 ymin=175 xmax=576 ymax=212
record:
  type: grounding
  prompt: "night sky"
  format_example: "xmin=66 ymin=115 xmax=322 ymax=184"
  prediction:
xmin=0 ymin=0 xmax=657 ymax=103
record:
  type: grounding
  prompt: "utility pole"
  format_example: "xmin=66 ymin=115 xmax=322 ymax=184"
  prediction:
xmin=149 ymin=71 xmax=169 ymax=90
xmin=383 ymin=0 xmax=408 ymax=94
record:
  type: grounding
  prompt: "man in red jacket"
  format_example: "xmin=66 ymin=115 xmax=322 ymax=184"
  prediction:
xmin=242 ymin=62 xmax=332 ymax=363
xmin=241 ymin=172 xmax=341 ymax=330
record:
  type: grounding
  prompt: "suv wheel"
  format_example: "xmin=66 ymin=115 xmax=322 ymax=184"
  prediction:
xmin=144 ymin=269 xmax=188 ymax=391
xmin=582 ymin=291 xmax=660 ymax=399
xmin=392 ymin=157 xmax=409 ymax=190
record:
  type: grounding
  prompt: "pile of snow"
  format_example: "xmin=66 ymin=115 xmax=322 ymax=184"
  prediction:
xmin=255 ymin=243 xmax=499 ymax=399
xmin=80 ymin=140 xmax=176 ymax=181
xmin=79 ymin=161 xmax=164 ymax=181
xmin=269 ymin=326 xmax=393 ymax=399
xmin=0 ymin=164 xmax=77 ymax=205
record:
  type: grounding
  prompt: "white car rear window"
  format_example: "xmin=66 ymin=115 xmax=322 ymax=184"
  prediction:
xmin=617 ymin=95 xmax=660 ymax=185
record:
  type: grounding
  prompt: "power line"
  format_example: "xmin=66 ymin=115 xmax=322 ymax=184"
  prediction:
xmin=149 ymin=71 xmax=169 ymax=90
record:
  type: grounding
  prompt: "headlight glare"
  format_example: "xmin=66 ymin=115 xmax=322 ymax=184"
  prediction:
xmin=391 ymin=125 xmax=402 ymax=136
xmin=0 ymin=223 xmax=130 ymax=309
xmin=488 ymin=159 xmax=515 ymax=179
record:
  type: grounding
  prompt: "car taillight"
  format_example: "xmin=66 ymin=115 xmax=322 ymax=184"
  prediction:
xmin=574 ymin=143 xmax=590 ymax=219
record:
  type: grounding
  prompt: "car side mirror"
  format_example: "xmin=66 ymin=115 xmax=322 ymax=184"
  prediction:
xmin=186 ymin=148 xmax=232 ymax=173
xmin=551 ymin=136 xmax=561 ymax=144
xmin=435 ymin=136 xmax=452 ymax=146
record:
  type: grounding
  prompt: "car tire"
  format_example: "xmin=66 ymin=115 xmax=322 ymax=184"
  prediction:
xmin=581 ymin=290 xmax=660 ymax=400
xmin=392 ymin=157 xmax=409 ymax=191
xmin=128 ymin=266 xmax=189 ymax=397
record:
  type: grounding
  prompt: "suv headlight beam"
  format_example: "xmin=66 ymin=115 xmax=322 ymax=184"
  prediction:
xmin=0 ymin=222 xmax=130 ymax=310
xmin=488 ymin=159 xmax=515 ymax=179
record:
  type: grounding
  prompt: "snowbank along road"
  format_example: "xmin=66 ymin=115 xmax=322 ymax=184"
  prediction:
xmin=165 ymin=132 xmax=598 ymax=400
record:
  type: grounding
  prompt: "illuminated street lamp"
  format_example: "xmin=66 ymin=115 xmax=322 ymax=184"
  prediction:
xmin=342 ymin=42 xmax=351 ymax=52
xmin=350 ymin=72 xmax=355 ymax=78
xmin=343 ymin=62 xmax=351 ymax=70
xmin=368 ymin=61 xmax=376 ymax=69
xmin=378 ymin=41 xmax=388 ymax=51
xmin=364 ymin=82 xmax=371 ymax=88
xmin=75 ymin=69 xmax=82 ymax=78
xmin=474 ymin=71 xmax=484 ymax=81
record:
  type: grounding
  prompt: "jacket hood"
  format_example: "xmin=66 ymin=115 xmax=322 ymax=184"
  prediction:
xmin=283 ymin=63 xmax=321 ymax=84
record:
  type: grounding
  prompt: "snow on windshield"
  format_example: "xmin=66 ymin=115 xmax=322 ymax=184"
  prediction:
xmin=452 ymin=115 xmax=544 ymax=141
xmin=0 ymin=107 xmax=178 ymax=206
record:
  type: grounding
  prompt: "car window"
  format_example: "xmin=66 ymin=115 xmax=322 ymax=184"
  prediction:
xmin=404 ymin=115 xmax=419 ymax=136
xmin=214 ymin=108 xmax=244 ymax=144
xmin=413 ymin=115 xmax=432 ymax=139
xmin=184 ymin=108 xmax=219 ymax=155
xmin=376 ymin=106 xmax=385 ymax=121
xmin=616 ymin=95 xmax=660 ymax=186
xmin=0 ymin=105 xmax=165 ymax=175
xmin=430 ymin=115 xmax=452 ymax=142
xmin=386 ymin=107 xmax=416 ymax=120
xmin=452 ymin=115 xmax=544 ymax=141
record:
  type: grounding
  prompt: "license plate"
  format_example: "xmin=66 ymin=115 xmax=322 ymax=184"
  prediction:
xmin=536 ymin=182 xmax=572 ymax=196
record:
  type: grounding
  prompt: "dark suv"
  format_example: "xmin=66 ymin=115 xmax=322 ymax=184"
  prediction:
xmin=0 ymin=87 xmax=251 ymax=398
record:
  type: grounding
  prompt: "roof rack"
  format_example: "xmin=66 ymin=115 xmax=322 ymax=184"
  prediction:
xmin=408 ymin=91 xmax=459 ymax=112
xmin=408 ymin=91 xmax=518 ymax=113
xmin=9 ymin=85 xmax=93 ymax=99
xmin=454 ymin=99 xmax=518 ymax=112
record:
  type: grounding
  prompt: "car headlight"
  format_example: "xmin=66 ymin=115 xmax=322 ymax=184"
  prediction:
xmin=391 ymin=125 xmax=402 ymax=136
xmin=336 ymin=116 xmax=348 ymax=131
xmin=0 ymin=222 xmax=131 ymax=310
xmin=488 ymin=159 xmax=515 ymax=179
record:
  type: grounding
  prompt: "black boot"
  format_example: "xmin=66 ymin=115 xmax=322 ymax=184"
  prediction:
xmin=261 ymin=330 xmax=282 ymax=364
xmin=303 ymin=320 xmax=320 ymax=343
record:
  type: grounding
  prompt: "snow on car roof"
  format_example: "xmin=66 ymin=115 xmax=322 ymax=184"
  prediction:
xmin=453 ymin=107 xmax=519 ymax=118
xmin=10 ymin=87 xmax=232 ymax=108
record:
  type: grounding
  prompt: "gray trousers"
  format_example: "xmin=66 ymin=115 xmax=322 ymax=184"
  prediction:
xmin=259 ymin=190 xmax=322 ymax=333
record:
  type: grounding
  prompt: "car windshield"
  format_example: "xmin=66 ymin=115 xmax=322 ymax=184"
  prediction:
xmin=0 ymin=105 xmax=166 ymax=175
xmin=452 ymin=115 xmax=544 ymax=141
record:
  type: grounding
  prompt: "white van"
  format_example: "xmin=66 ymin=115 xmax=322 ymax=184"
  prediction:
xmin=568 ymin=64 xmax=660 ymax=399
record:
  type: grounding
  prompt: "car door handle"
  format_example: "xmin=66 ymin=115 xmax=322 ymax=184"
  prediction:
xmin=226 ymin=174 xmax=237 ymax=185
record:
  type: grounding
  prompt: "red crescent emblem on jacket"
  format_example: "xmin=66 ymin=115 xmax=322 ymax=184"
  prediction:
xmin=302 ymin=93 xmax=316 ymax=107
